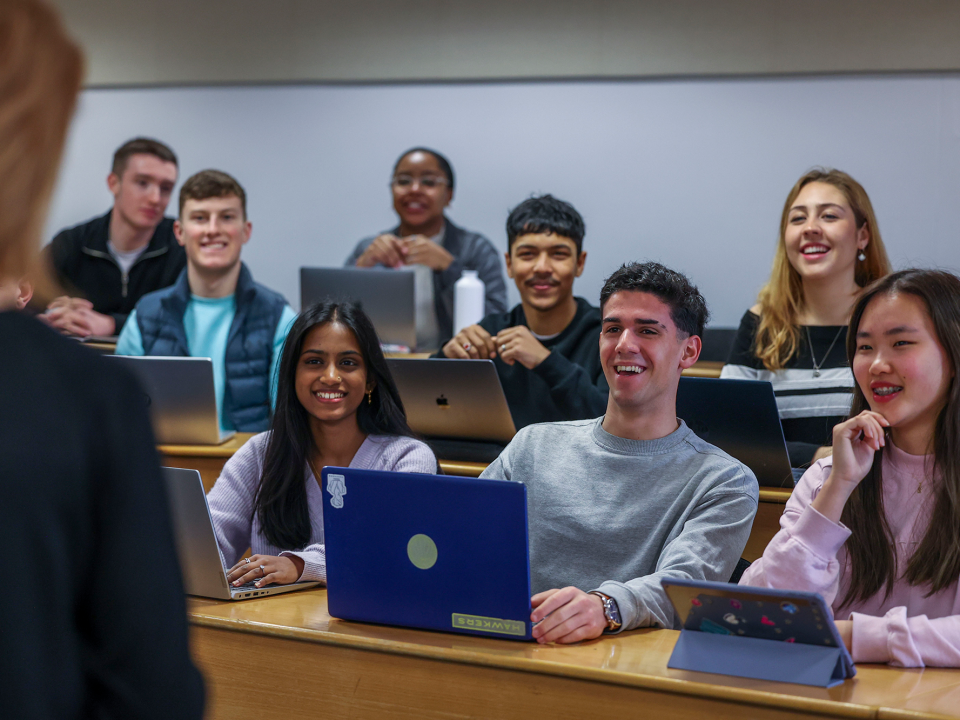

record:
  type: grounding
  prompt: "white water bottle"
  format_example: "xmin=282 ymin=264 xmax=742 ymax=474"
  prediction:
xmin=454 ymin=270 xmax=485 ymax=336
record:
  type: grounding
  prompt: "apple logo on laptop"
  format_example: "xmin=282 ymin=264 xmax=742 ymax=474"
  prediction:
xmin=436 ymin=394 xmax=450 ymax=409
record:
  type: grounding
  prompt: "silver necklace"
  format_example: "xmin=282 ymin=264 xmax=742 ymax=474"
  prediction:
xmin=805 ymin=326 xmax=845 ymax=378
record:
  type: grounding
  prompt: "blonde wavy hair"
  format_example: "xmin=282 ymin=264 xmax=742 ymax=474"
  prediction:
xmin=0 ymin=0 xmax=82 ymax=292
xmin=754 ymin=168 xmax=891 ymax=371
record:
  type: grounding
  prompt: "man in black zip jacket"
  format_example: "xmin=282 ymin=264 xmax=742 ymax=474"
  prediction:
xmin=42 ymin=137 xmax=184 ymax=336
xmin=438 ymin=195 xmax=608 ymax=429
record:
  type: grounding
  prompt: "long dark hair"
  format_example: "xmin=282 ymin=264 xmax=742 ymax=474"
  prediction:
xmin=254 ymin=300 xmax=416 ymax=549
xmin=840 ymin=269 xmax=960 ymax=608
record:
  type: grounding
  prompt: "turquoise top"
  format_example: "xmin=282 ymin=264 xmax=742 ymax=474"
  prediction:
xmin=116 ymin=296 xmax=298 ymax=432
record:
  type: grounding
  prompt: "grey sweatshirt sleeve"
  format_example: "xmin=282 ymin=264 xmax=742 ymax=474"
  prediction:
xmin=596 ymin=475 xmax=758 ymax=632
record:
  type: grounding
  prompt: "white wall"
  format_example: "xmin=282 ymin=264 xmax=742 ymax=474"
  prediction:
xmin=43 ymin=75 xmax=960 ymax=327
xmin=49 ymin=0 xmax=960 ymax=86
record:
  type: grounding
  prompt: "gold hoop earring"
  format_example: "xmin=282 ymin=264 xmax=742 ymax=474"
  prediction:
xmin=366 ymin=389 xmax=373 ymax=405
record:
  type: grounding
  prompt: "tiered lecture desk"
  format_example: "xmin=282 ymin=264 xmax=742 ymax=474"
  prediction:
xmin=158 ymin=359 xmax=784 ymax=559
xmin=189 ymin=588 xmax=960 ymax=720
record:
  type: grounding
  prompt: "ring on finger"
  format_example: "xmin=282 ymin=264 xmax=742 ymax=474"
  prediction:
xmin=244 ymin=558 xmax=251 ymax=564
xmin=259 ymin=564 xmax=266 ymax=575
xmin=463 ymin=342 xmax=471 ymax=351
xmin=500 ymin=344 xmax=507 ymax=353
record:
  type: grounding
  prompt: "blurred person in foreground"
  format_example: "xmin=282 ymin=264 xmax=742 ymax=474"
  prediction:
xmin=0 ymin=1 xmax=204 ymax=717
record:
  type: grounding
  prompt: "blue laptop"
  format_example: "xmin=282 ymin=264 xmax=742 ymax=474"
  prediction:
xmin=321 ymin=467 xmax=533 ymax=640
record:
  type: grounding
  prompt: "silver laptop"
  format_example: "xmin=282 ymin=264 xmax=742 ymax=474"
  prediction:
xmin=301 ymin=266 xmax=417 ymax=349
xmin=162 ymin=467 xmax=321 ymax=600
xmin=387 ymin=359 xmax=516 ymax=443
xmin=110 ymin=356 xmax=234 ymax=445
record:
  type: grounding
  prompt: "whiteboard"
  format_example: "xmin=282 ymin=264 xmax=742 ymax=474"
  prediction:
xmin=44 ymin=74 xmax=960 ymax=326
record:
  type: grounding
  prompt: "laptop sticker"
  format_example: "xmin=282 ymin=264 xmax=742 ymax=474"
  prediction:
xmin=327 ymin=474 xmax=347 ymax=508
xmin=452 ymin=613 xmax=526 ymax=637
xmin=407 ymin=534 xmax=438 ymax=570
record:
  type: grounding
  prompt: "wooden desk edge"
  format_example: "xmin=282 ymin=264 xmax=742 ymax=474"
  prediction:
xmin=188 ymin=612 xmax=875 ymax=718
xmin=759 ymin=488 xmax=792 ymax=504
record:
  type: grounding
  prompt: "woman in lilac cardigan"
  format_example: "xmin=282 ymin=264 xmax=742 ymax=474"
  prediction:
xmin=742 ymin=270 xmax=960 ymax=667
xmin=208 ymin=300 xmax=436 ymax=588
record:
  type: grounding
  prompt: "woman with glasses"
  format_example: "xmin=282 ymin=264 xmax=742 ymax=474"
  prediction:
xmin=345 ymin=147 xmax=507 ymax=344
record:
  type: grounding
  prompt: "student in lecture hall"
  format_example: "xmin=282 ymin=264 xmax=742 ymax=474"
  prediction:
xmin=208 ymin=300 xmax=436 ymax=588
xmin=742 ymin=269 xmax=960 ymax=668
xmin=41 ymin=136 xmax=184 ymax=336
xmin=115 ymin=169 xmax=298 ymax=433
xmin=480 ymin=262 xmax=758 ymax=643
xmin=721 ymin=168 xmax=891 ymax=469
xmin=436 ymin=194 xmax=608 ymax=429
xmin=345 ymin=147 xmax=508 ymax=344
xmin=0 ymin=1 xmax=204 ymax=717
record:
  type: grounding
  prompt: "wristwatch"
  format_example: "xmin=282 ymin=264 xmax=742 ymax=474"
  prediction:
xmin=589 ymin=591 xmax=622 ymax=632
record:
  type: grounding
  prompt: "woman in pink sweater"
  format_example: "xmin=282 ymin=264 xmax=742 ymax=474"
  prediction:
xmin=741 ymin=269 xmax=960 ymax=667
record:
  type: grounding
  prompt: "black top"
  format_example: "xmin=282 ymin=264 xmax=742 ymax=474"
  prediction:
xmin=436 ymin=297 xmax=608 ymax=429
xmin=724 ymin=310 xmax=854 ymax=467
xmin=0 ymin=311 xmax=204 ymax=718
xmin=45 ymin=209 xmax=186 ymax=332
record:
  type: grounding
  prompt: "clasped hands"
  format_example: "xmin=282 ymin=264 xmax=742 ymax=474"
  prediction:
xmin=442 ymin=324 xmax=551 ymax=369
xmin=41 ymin=296 xmax=116 ymax=337
xmin=356 ymin=233 xmax=453 ymax=272
xmin=531 ymin=587 xmax=608 ymax=644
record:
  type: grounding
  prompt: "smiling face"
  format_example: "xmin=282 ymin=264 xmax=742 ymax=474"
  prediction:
xmin=175 ymin=195 xmax=250 ymax=276
xmin=600 ymin=290 xmax=700 ymax=415
xmin=506 ymin=232 xmax=585 ymax=314
xmin=295 ymin=322 xmax=375 ymax=432
xmin=108 ymin=153 xmax=178 ymax=231
xmin=784 ymin=181 xmax=869 ymax=286
xmin=391 ymin=151 xmax=452 ymax=233
xmin=853 ymin=292 xmax=953 ymax=452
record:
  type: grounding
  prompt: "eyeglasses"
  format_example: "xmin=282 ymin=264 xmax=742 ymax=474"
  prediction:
xmin=391 ymin=174 xmax=448 ymax=190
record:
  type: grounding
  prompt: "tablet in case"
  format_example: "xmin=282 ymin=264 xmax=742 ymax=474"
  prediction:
xmin=662 ymin=578 xmax=856 ymax=688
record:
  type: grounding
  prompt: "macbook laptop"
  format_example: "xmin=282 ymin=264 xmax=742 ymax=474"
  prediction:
xmin=300 ymin=266 xmax=417 ymax=349
xmin=162 ymin=467 xmax=321 ymax=600
xmin=322 ymin=467 xmax=533 ymax=639
xmin=387 ymin=358 xmax=516 ymax=444
xmin=676 ymin=377 xmax=794 ymax=488
xmin=110 ymin=356 xmax=234 ymax=445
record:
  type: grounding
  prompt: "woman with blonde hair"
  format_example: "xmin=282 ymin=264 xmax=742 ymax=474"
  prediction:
xmin=0 ymin=1 xmax=203 ymax=716
xmin=721 ymin=169 xmax=891 ymax=469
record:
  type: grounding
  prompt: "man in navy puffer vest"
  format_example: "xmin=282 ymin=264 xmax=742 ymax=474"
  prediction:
xmin=115 ymin=170 xmax=297 ymax=433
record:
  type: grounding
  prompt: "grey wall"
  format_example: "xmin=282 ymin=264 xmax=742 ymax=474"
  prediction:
xmin=49 ymin=0 xmax=960 ymax=85
xmin=43 ymin=75 xmax=960 ymax=326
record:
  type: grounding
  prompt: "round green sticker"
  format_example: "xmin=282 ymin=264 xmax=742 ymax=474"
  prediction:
xmin=407 ymin=534 xmax=438 ymax=570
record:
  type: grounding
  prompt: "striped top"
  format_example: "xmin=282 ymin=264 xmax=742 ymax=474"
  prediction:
xmin=720 ymin=310 xmax=853 ymax=467
xmin=207 ymin=431 xmax=437 ymax=582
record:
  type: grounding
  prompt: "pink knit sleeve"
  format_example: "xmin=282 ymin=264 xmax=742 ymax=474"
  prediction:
xmin=739 ymin=460 xmax=852 ymax=609
xmin=852 ymin=609 xmax=960 ymax=667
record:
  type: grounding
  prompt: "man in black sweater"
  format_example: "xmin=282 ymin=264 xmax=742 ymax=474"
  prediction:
xmin=439 ymin=195 xmax=607 ymax=428
xmin=43 ymin=137 xmax=184 ymax=335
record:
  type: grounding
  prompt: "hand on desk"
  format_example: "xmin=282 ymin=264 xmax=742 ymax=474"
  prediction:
xmin=530 ymin=587 xmax=607 ymax=644
xmin=227 ymin=554 xmax=305 ymax=588
xmin=41 ymin=296 xmax=115 ymax=337
xmin=443 ymin=324 xmax=498 ymax=360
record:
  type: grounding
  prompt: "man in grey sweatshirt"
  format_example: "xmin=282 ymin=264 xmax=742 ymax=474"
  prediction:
xmin=480 ymin=261 xmax=758 ymax=643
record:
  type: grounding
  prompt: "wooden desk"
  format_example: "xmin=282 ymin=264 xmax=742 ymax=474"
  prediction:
xmin=160 ymin=437 xmax=783 ymax=558
xmin=682 ymin=360 xmax=725 ymax=378
xmin=188 ymin=588 xmax=960 ymax=720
